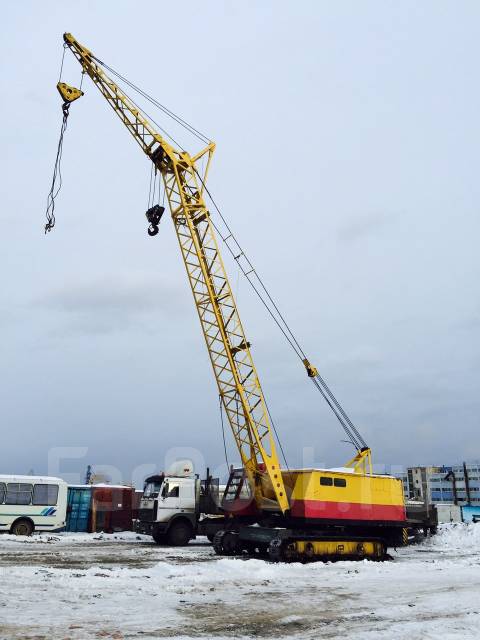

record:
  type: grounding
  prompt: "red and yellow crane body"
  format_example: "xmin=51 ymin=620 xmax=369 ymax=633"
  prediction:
xmin=286 ymin=469 xmax=405 ymax=522
xmin=54 ymin=33 xmax=406 ymax=560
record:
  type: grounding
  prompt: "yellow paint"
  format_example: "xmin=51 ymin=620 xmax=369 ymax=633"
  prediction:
xmin=345 ymin=447 xmax=373 ymax=474
xmin=56 ymin=82 xmax=83 ymax=103
xmin=292 ymin=539 xmax=384 ymax=559
xmin=284 ymin=470 xmax=405 ymax=507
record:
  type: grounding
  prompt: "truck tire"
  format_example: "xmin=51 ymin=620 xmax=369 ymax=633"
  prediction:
xmin=11 ymin=518 xmax=34 ymax=536
xmin=167 ymin=520 xmax=192 ymax=546
xmin=152 ymin=526 xmax=166 ymax=545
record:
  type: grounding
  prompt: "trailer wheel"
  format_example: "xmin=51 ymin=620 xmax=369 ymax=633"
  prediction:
xmin=167 ymin=520 xmax=192 ymax=546
xmin=11 ymin=518 xmax=34 ymax=536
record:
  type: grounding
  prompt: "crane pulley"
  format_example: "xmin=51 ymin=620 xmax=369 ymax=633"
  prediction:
xmin=44 ymin=81 xmax=84 ymax=234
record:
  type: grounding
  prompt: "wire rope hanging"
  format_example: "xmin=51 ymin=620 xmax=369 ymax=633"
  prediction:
xmin=145 ymin=165 xmax=164 ymax=236
xmin=44 ymin=46 xmax=83 ymax=233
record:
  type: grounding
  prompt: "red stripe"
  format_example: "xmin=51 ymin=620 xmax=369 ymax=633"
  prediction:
xmin=291 ymin=499 xmax=406 ymax=522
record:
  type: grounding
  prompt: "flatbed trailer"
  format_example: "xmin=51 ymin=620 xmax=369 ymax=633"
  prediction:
xmin=404 ymin=499 xmax=438 ymax=541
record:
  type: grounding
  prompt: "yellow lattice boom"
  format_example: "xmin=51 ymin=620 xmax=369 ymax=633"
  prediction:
xmin=62 ymin=33 xmax=289 ymax=514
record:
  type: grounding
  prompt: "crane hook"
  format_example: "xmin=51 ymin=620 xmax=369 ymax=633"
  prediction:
xmin=145 ymin=204 xmax=165 ymax=236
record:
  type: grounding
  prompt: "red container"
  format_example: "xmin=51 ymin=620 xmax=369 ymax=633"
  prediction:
xmin=90 ymin=485 xmax=136 ymax=533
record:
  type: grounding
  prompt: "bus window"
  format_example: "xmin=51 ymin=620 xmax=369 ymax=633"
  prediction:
xmin=0 ymin=483 xmax=5 ymax=504
xmin=5 ymin=483 xmax=32 ymax=505
xmin=32 ymin=484 xmax=59 ymax=506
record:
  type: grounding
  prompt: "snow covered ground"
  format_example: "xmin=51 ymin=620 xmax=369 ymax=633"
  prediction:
xmin=0 ymin=524 xmax=479 ymax=639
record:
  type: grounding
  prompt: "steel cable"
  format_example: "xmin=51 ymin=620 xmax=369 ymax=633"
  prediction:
xmin=45 ymin=101 xmax=70 ymax=233
xmin=219 ymin=395 xmax=230 ymax=469
xmin=92 ymin=56 xmax=211 ymax=144
xmin=195 ymin=173 xmax=368 ymax=450
xmin=62 ymin=44 xmax=367 ymax=451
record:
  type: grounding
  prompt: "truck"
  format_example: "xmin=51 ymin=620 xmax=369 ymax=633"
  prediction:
xmin=134 ymin=461 xmax=225 ymax=545
xmin=404 ymin=499 xmax=463 ymax=541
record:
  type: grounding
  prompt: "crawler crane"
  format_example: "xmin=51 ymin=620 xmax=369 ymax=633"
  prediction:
xmin=47 ymin=33 xmax=406 ymax=561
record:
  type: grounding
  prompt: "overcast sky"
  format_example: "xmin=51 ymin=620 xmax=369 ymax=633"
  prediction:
xmin=1 ymin=1 xmax=479 ymax=485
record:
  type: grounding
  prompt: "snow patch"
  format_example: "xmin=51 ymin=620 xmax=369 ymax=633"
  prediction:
xmin=426 ymin=523 xmax=480 ymax=553
xmin=0 ymin=531 xmax=151 ymax=545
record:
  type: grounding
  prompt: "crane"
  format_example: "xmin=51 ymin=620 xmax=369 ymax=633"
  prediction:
xmin=47 ymin=33 xmax=406 ymax=560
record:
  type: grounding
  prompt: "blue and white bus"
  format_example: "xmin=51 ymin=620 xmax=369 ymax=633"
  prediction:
xmin=0 ymin=475 xmax=68 ymax=535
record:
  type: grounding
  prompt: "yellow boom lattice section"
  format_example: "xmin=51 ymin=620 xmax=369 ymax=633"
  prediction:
xmin=164 ymin=158 xmax=287 ymax=511
xmin=62 ymin=33 xmax=289 ymax=513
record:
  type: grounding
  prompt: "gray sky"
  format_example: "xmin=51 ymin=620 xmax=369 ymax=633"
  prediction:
xmin=1 ymin=1 xmax=479 ymax=485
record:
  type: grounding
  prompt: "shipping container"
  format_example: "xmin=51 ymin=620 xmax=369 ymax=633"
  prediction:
xmin=66 ymin=485 xmax=137 ymax=533
xmin=66 ymin=486 xmax=92 ymax=532
xmin=90 ymin=485 xmax=136 ymax=533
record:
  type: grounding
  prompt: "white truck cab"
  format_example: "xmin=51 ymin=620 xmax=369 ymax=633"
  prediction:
xmin=134 ymin=460 xmax=222 ymax=545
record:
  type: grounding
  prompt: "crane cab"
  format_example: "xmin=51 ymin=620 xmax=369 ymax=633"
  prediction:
xmin=283 ymin=468 xmax=406 ymax=525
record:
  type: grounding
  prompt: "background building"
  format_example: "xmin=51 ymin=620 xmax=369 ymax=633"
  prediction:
xmin=404 ymin=462 xmax=480 ymax=506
